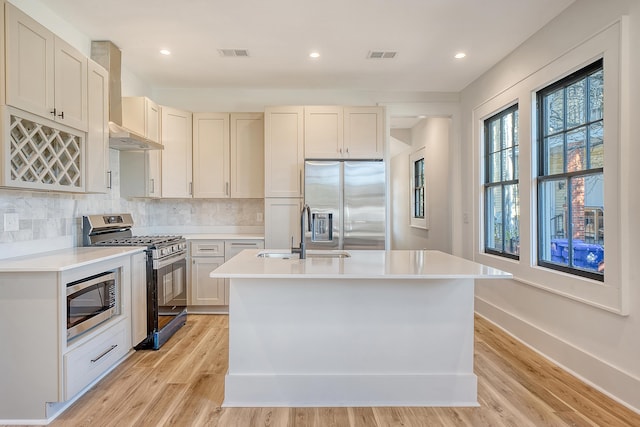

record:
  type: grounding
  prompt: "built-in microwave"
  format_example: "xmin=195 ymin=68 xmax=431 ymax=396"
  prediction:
xmin=66 ymin=271 xmax=119 ymax=341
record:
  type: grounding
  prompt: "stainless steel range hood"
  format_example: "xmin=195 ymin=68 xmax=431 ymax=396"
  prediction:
xmin=91 ymin=41 xmax=163 ymax=150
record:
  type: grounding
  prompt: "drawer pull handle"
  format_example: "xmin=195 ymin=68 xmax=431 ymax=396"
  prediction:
xmin=199 ymin=248 xmax=217 ymax=251
xmin=231 ymin=243 xmax=258 ymax=246
xmin=91 ymin=344 xmax=118 ymax=363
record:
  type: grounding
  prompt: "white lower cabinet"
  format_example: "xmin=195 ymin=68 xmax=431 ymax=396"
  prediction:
xmin=188 ymin=238 xmax=263 ymax=308
xmin=64 ymin=319 xmax=129 ymax=399
xmin=0 ymin=252 xmax=137 ymax=421
xmin=189 ymin=240 xmax=225 ymax=306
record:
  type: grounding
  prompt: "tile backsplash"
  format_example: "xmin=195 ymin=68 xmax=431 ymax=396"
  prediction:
xmin=0 ymin=150 xmax=264 ymax=258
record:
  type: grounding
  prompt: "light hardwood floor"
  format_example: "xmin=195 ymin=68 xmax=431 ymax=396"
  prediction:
xmin=30 ymin=314 xmax=640 ymax=426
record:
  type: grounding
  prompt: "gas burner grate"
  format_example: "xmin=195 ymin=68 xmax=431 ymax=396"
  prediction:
xmin=94 ymin=235 xmax=183 ymax=247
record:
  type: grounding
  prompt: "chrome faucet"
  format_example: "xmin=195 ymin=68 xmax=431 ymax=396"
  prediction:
xmin=292 ymin=204 xmax=311 ymax=259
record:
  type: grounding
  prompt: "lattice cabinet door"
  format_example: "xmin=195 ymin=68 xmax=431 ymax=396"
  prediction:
xmin=1 ymin=106 xmax=85 ymax=192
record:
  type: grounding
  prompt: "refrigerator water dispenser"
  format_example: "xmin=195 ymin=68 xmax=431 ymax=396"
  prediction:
xmin=312 ymin=213 xmax=333 ymax=242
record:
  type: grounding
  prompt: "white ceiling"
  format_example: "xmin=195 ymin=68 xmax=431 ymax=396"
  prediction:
xmin=38 ymin=0 xmax=574 ymax=93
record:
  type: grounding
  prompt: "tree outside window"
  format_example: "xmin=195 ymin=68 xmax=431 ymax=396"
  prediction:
xmin=537 ymin=59 xmax=604 ymax=280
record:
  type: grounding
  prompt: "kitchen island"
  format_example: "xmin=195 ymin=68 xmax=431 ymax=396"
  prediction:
xmin=210 ymin=249 xmax=511 ymax=407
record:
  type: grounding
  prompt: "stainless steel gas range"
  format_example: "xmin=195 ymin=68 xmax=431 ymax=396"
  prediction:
xmin=82 ymin=213 xmax=187 ymax=350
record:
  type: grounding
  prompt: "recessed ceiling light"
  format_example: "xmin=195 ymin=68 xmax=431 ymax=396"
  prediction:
xmin=454 ymin=52 xmax=466 ymax=59
xmin=309 ymin=52 xmax=320 ymax=59
xmin=160 ymin=49 xmax=171 ymax=56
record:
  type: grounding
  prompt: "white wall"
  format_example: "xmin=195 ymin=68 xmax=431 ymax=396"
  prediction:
xmin=460 ymin=0 xmax=640 ymax=412
xmin=152 ymin=88 xmax=462 ymax=113
xmin=390 ymin=118 xmax=451 ymax=252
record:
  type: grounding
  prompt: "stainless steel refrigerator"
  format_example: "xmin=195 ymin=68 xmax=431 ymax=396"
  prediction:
xmin=304 ymin=160 xmax=385 ymax=250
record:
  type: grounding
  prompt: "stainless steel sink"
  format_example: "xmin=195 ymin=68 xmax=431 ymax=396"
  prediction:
xmin=256 ymin=252 xmax=300 ymax=259
xmin=306 ymin=250 xmax=351 ymax=258
xmin=256 ymin=250 xmax=351 ymax=259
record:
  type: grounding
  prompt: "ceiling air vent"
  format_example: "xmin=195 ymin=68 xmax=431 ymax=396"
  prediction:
xmin=367 ymin=51 xmax=397 ymax=59
xmin=218 ymin=49 xmax=250 ymax=57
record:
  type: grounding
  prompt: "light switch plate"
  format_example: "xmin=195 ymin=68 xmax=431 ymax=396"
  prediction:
xmin=4 ymin=213 xmax=19 ymax=231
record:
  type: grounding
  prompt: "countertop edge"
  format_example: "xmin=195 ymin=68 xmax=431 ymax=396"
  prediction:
xmin=211 ymin=273 xmax=513 ymax=280
xmin=0 ymin=247 xmax=146 ymax=272
xmin=183 ymin=234 xmax=264 ymax=240
xmin=209 ymin=249 xmax=513 ymax=280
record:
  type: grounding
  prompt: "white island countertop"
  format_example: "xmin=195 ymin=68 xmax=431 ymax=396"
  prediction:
xmin=0 ymin=247 xmax=146 ymax=272
xmin=211 ymin=249 xmax=512 ymax=280
xmin=219 ymin=249 xmax=512 ymax=408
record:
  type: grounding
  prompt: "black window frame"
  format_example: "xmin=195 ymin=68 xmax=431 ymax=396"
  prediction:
xmin=413 ymin=157 xmax=425 ymax=219
xmin=536 ymin=58 xmax=604 ymax=281
xmin=484 ymin=104 xmax=519 ymax=260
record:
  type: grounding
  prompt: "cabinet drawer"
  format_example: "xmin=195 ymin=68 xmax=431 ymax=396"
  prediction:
xmin=190 ymin=240 xmax=225 ymax=257
xmin=225 ymin=240 xmax=265 ymax=261
xmin=64 ymin=320 xmax=129 ymax=400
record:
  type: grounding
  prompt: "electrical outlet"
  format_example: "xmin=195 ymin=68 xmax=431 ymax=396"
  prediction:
xmin=4 ymin=213 xmax=19 ymax=231
xmin=257 ymin=212 xmax=263 ymax=222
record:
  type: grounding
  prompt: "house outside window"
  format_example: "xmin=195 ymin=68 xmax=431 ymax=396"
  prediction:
xmin=537 ymin=59 xmax=604 ymax=281
xmin=484 ymin=105 xmax=519 ymax=258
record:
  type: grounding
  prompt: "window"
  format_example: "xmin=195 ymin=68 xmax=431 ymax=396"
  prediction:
xmin=410 ymin=147 xmax=428 ymax=229
xmin=414 ymin=158 xmax=425 ymax=218
xmin=484 ymin=105 xmax=519 ymax=259
xmin=537 ymin=59 xmax=604 ymax=281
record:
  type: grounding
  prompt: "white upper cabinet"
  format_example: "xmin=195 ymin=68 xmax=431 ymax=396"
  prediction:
xmin=193 ymin=112 xmax=264 ymax=199
xmin=85 ymin=59 xmax=109 ymax=193
xmin=230 ymin=113 xmax=264 ymax=198
xmin=264 ymin=106 xmax=304 ymax=197
xmin=193 ymin=113 xmax=229 ymax=198
xmin=0 ymin=1 xmax=5 ymax=106
xmin=304 ymin=106 xmax=344 ymax=159
xmin=161 ymin=106 xmax=193 ymax=198
xmin=343 ymin=106 xmax=384 ymax=159
xmin=120 ymin=150 xmax=162 ymax=198
xmin=304 ymin=106 xmax=384 ymax=160
xmin=147 ymin=150 xmax=162 ymax=198
xmin=120 ymin=97 xmax=162 ymax=198
xmin=122 ymin=96 xmax=161 ymax=143
xmin=264 ymin=197 xmax=302 ymax=249
xmin=54 ymin=37 xmax=88 ymax=131
xmin=5 ymin=3 xmax=88 ymax=131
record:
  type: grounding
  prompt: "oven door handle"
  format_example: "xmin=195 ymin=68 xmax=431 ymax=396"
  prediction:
xmin=153 ymin=251 xmax=187 ymax=269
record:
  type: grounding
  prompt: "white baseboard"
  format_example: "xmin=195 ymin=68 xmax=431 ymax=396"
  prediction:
xmin=475 ymin=297 xmax=640 ymax=414
xmin=187 ymin=306 xmax=229 ymax=315
xmin=224 ymin=373 xmax=479 ymax=407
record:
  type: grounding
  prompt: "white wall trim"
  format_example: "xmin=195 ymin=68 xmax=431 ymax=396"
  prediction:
xmin=475 ymin=297 xmax=640 ymax=414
